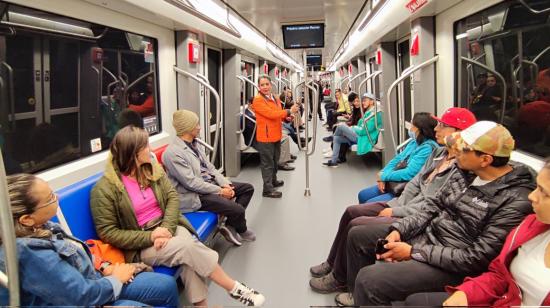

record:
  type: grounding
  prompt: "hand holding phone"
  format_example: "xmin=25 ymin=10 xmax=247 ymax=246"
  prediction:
xmin=375 ymin=238 xmax=389 ymax=255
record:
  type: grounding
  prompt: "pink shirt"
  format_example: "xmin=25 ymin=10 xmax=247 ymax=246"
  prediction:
xmin=121 ymin=175 xmax=163 ymax=227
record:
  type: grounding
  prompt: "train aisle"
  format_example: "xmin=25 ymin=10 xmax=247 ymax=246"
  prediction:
xmin=207 ymin=119 xmax=383 ymax=307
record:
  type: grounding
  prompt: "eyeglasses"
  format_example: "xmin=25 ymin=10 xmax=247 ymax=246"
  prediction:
xmin=36 ymin=192 xmax=58 ymax=210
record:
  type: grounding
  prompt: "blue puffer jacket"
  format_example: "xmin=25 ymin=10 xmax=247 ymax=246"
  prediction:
xmin=0 ymin=222 xmax=121 ymax=306
xmin=380 ymin=138 xmax=440 ymax=182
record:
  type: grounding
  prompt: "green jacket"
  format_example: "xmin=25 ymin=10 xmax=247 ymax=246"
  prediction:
xmin=352 ymin=107 xmax=383 ymax=155
xmin=90 ymin=156 xmax=197 ymax=262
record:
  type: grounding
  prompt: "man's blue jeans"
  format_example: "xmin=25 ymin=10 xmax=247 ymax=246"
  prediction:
xmin=331 ymin=125 xmax=357 ymax=162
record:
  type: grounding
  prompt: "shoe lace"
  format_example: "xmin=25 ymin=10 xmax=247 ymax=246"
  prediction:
xmin=233 ymin=284 xmax=258 ymax=305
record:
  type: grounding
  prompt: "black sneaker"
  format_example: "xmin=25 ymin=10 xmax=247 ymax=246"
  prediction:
xmin=290 ymin=154 xmax=298 ymax=160
xmin=323 ymin=136 xmax=333 ymax=142
xmin=273 ymin=180 xmax=284 ymax=187
xmin=219 ymin=225 xmax=242 ymax=246
xmin=323 ymin=160 xmax=339 ymax=168
xmin=262 ymin=190 xmax=282 ymax=198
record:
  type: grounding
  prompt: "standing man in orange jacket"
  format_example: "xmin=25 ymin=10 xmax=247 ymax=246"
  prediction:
xmin=252 ymin=75 xmax=299 ymax=198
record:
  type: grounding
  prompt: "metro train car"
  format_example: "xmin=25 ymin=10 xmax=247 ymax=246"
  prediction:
xmin=0 ymin=0 xmax=549 ymax=307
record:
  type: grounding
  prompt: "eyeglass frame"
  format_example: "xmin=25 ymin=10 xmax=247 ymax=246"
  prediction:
xmin=35 ymin=192 xmax=59 ymax=210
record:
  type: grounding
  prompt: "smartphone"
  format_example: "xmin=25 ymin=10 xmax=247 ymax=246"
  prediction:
xmin=375 ymin=238 xmax=389 ymax=255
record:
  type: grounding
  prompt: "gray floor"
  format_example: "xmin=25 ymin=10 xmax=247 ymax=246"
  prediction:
xmin=206 ymin=119 xmax=382 ymax=307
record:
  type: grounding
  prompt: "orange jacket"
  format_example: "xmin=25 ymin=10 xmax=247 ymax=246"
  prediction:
xmin=251 ymin=93 xmax=288 ymax=142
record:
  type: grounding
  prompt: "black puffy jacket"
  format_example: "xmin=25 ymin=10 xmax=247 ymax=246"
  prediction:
xmin=391 ymin=163 xmax=536 ymax=275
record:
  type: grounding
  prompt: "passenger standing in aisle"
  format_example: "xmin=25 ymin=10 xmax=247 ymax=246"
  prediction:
xmin=252 ymin=75 xmax=299 ymax=198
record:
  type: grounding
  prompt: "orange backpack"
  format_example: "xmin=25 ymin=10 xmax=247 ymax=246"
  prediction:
xmin=86 ymin=239 xmax=125 ymax=270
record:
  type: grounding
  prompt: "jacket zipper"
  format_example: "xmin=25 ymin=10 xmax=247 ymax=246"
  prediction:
xmin=265 ymin=124 xmax=269 ymax=138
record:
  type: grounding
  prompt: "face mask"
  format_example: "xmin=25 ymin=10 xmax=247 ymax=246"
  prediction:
xmin=408 ymin=128 xmax=417 ymax=140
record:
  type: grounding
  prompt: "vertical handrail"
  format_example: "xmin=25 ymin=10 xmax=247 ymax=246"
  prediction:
xmin=386 ymin=55 xmax=439 ymax=149
xmin=236 ymin=75 xmax=258 ymax=150
xmin=305 ymin=82 xmax=319 ymax=156
xmin=461 ymin=57 xmax=507 ymax=123
xmin=0 ymin=151 xmax=20 ymax=306
xmin=270 ymin=80 xmax=279 ymax=94
xmin=302 ymin=51 xmax=311 ymax=196
xmin=196 ymin=73 xmax=212 ymax=148
xmin=1 ymin=62 xmax=15 ymax=131
xmin=293 ymin=80 xmax=306 ymax=152
xmin=91 ymin=66 xmax=101 ymax=116
xmin=174 ymin=66 xmax=221 ymax=163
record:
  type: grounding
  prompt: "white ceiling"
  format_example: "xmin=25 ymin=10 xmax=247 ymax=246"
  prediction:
xmin=224 ymin=0 xmax=366 ymax=67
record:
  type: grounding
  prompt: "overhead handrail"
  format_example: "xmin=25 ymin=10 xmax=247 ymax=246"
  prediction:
xmin=0 ymin=20 xmax=109 ymax=40
xmin=517 ymin=0 xmax=550 ymax=14
xmin=461 ymin=56 xmax=507 ymax=124
xmin=358 ymin=70 xmax=383 ymax=131
xmin=1 ymin=62 xmax=15 ymax=131
xmin=174 ymin=66 xmax=221 ymax=164
xmin=0 ymin=151 xmax=20 ymax=306
xmin=386 ymin=55 xmax=439 ymax=149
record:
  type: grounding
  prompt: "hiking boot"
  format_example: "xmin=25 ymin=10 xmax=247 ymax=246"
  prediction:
xmin=335 ymin=292 xmax=354 ymax=306
xmin=262 ymin=190 xmax=282 ymax=198
xmin=310 ymin=261 xmax=332 ymax=278
xmin=229 ymin=281 xmax=266 ymax=306
xmin=309 ymin=273 xmax=347 ymax=294
xmin=323 ymin=160 xmax=339 ymax=168
xmin=239 ymin=229 xmax=256 ymax=242
xmin=219 ymin=225 xmax=242 ymax=246
xmin=273 ymin=180 xmax=284 ymax=187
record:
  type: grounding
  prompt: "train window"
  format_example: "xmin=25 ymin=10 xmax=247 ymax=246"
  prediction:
xmin=0 ymin=3 xmax=161 ymax=175
xmin=455 ymin=0 xmax=550 ymax=159
xmin=241 ymin=61 xmax=256 ymax=104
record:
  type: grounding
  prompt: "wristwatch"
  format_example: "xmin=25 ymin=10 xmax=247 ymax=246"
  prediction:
xmin=99 ymin=261 xmax=111 ymax=273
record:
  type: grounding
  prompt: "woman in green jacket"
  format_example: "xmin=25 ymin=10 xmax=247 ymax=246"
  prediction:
xmin=90 ymin=126 xmax=265 ymax=307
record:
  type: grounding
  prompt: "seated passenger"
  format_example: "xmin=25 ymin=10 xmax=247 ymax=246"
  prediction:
xmin=127 ymin=76 xmax=155 ymax=117
xmin=405 ymin=158 xmax=550 ymax=307
xmin=322 ymin=92 xmax=362 ymax=161
xmin=326 ymin=89 xmax=351 ymax=130
xmin=349 ymin=122 xmax=535 ymax=307
xmin=309 ymin=107 xmax=476 ymax=296
xmin=471 ymin=74 xmax=502 ymax=121
xmin=357 ymin=112 xmax=438 ymax=203
xmin=163 ymin=110 xmax=256 ymax=246
xmin=0 ymin=174 xmax=179 ymax=307
xmin=323 ymin=92 xmax=381 ymax=167
xmin=90 ymin=126 xmax=265 ymax=307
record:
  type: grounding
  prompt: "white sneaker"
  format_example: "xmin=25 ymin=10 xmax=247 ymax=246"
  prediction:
xmin=322 ymin=148 xmax=331 ymax=153
xmin=229 ymin=281 xmax=266 ymax=306
xmin=323 ymin=151 xmax=333 ymax=158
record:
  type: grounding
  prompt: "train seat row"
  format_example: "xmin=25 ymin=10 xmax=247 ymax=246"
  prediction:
xmin=50 ymin=145 xmax=219 ymax=279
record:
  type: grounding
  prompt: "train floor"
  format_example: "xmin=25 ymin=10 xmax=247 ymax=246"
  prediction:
xmin=201 ymin=118 xmax=384 ymax=307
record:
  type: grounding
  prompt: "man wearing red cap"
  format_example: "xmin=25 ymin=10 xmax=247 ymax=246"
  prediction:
xmin=309 ymin=107 xmax=477 ymax=303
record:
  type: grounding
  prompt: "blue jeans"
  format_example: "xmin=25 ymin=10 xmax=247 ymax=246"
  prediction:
xmin=112 ymin=272 xmax=179 ymax=307
xmin=331 ymin=125 xmax=357 ymax=163
xmin=358 ymin=184 xmax=394 ymax=204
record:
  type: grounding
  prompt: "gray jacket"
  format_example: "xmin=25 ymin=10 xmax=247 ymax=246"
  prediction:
xmin=388 ymin=147 xmax=467 ymax=217
xmin=162 ymin=137 xmax=231 ymax=212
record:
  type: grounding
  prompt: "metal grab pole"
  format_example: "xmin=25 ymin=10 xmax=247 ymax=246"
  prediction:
xmin=358 ymin=71 xmax=383 ymax=131
xmin=293 ymin=80 xmax=306 ymax=152
xmin=338 ymin=75 xmax=350 ymax=90
xmin=347 ymin=70 xmax=371 ymax=93
xmin=236 ymin=75 xmax=259 ymax=150
xmin=386 ymin=56 xmax=439 ymax=149
xmin=460 ymin=57 xmax=507 ymax=124
xmin=302 ymin=51 xmax=311 ymax=196
xmin=174 ymin=66 xmax=221 ymax=164
xmin=305 ymin=82 xmax=319 ymax=157
xmin=1 ymin=62 xmax=15 ymax=131
xmin=0 ymin=152 xmax=20 ymax=306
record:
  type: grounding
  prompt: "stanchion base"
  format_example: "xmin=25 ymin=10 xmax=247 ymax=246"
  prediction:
xmin=304 ymin=189 xmax=311 ymax=197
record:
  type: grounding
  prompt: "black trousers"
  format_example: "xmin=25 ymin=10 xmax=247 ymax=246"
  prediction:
xmin=347 ymin=224 xmax=466 ymax=306
xmin=255 ymin=141 xmax=281 ymax=192
xmin=199 ymin=181 xmax=254 ymax=233
xmin=326 ymin=202 xmax=391 ymax=283
xmin=404 ymin=292 xmax=448 ymax=306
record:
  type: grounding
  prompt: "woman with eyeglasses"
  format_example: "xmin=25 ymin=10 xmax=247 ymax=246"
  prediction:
xmin=0 ymin=173 xmax=179 ymax=306
xmin=90 ymin=126 xmax=265 ymax=307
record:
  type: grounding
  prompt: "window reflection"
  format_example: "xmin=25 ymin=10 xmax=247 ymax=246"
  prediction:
xmin=456 ymin=0 xmax=550 ymax=158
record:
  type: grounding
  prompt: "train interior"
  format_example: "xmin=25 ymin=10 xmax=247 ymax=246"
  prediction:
xmin=0 ymin=0 xmax=549 ymax=306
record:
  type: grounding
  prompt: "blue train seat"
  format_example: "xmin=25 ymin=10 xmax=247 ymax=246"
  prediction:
xmin=53 ymin=168 xmax=218 ymax=278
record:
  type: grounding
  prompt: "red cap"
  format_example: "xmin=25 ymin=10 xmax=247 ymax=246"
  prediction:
xmin=432 ymin=107 xmax=477 ymax=130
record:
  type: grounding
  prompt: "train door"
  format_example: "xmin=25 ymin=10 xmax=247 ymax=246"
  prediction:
xmin=2 ymin=34 xmax=79 ymax=172
xmin=396 ymin=37 xmax=412 ymax=143
xmin=204 ymin=47 xmax=224 ymax=170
